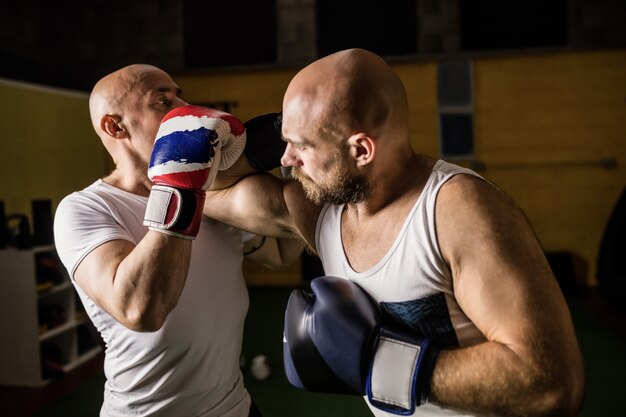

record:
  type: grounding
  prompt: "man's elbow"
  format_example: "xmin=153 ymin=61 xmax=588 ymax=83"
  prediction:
xmin=534 ymin=365 xmax=585 ymax=416
xmin=264 ymin=252 xmax=303 ymax=270
xmin=253 ymin=256 xmax=291 ymax=270
xmin=118 ymin=303 xmax=174 ymax=332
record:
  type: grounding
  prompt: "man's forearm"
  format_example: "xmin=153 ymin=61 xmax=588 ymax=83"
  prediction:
xmin=430 ymin=341 xmax=581 ymax=417
xmin=113 ymin=232 xmax=192 ymax=331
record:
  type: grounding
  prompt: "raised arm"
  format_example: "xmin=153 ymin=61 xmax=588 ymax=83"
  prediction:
xmin=431 ymin=174 xmax=585 ymax=416
xmin=205 ymin=172 xmax=321 ymax=250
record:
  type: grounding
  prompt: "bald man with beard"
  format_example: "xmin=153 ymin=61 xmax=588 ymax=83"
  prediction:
xmin=54 ymin=64 xmax=302 ymax=417
xmin=204 ymin=49 xmax=585 ymax=416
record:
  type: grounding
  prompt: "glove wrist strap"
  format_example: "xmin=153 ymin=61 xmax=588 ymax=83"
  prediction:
xmin=143 ymin=185 xmax=205 ymax=239
xmin=367 ymin=328 xmax=439 ymax=415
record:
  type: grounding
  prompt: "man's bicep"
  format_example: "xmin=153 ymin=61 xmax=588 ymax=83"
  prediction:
xmin=74 ymin=239 xmax=134 ymax=311
xmin=453 ymin=237 xmax=553 ymax=347
xmin=205 ymin=173 xmax=286 ymax=233
xmin=205 ymin=173 xmax=319 ymax=242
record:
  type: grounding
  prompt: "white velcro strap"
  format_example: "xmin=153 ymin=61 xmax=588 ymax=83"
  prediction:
xmin=143 ymin=185 xmax=181 ymax=230
xmin=369 ymin=336 xmax=420 ymax=412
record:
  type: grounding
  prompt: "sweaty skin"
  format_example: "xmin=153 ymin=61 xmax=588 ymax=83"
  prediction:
xmin=205 ymin=49 xmax=585 ymax=416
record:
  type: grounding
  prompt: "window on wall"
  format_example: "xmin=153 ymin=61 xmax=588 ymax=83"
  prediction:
xmin=460 ymin=0 xmax=568 ymax=51
xmin=183 ymin=0 xmax=277 ymax=68
xmin=437 ymin=61 xmax=474 ymax=160
xmin=316 ymin=0 xmax=417 ymax=57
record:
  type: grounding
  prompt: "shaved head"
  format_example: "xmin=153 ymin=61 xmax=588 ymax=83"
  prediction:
xmin=281 ymin=49 xmax=413 ymax=205
xmin=87 ymin=64 xmax=184 ymax=171
xmin=283 ymin=48 xmax=409 ymax=145
xmin=89 ymin=64 xmax=163 ymax=134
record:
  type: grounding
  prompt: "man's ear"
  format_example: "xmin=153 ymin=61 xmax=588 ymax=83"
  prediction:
xmin=101 ymin=114 xmax=129 ymax=139
xmin=348 ymin=133 xmax=375 ymax=167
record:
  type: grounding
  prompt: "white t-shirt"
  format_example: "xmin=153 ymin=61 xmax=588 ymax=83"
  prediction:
xmin=54 ymin=179 xmax=251 ymax=417
xmin=316 ymin=160 xmax=486 ymax=417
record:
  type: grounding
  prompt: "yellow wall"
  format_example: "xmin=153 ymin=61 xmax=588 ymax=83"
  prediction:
xmin=175 ymin=49 xmax=626 ymax=286
xmin=0 ymin=79 xmax=108 ymax=223
xmin=175 ymin=68 xmax=297 ymax=122
xmin=472 ymin=50 xmax=626 ymax=285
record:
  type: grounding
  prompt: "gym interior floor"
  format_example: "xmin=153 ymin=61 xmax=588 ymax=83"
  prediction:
xmin=1 ymin=285 xmax=625 ymax=417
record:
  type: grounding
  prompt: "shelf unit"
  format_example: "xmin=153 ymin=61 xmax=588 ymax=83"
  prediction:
xmin=0 ymin=245 xmax=102 ymax=387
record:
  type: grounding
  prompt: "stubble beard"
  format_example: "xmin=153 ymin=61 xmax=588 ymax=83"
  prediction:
xmin=290 ymin=149 xmax=370 ymax=206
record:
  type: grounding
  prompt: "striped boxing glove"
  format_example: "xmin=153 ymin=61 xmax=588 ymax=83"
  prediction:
xmin=144 ymin=105 xmax=246 ymax=239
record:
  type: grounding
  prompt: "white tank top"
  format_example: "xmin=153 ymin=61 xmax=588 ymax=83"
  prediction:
xmin=315 ymin=160 xmax=486 ymax=417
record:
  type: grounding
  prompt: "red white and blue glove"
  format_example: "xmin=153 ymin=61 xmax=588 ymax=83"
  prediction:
xmin=143 ymin=105 xmax=246 ymax=239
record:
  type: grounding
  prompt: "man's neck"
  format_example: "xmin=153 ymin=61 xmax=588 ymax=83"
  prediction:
xmin=102 ymin=166 xmax=152 ymax=197
xmin=347 ymin=154 xmax=434 ymax=219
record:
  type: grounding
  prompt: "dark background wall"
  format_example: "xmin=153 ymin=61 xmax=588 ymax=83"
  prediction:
xmin=1 ymin=0 xmax=624 ymax=91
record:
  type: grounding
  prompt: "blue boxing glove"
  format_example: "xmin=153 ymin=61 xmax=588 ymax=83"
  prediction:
xmin=283 ymin=276 xmax=439 ymax=415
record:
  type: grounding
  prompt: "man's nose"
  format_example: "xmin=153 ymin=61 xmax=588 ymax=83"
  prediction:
xmin=173 ymin=97 xmax=189 ymax=108
xmin=280 ymin=143 xmax=301 ymax=167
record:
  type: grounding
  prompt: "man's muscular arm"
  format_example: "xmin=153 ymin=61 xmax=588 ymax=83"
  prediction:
xmin=205 ymin=172 xmax=321 ymax=249
xmin=431 ymin=175 xmax=585 ymax=416
xmin=74 ymin=233 xmax=191 ymax=332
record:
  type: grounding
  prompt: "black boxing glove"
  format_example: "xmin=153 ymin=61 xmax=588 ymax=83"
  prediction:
xmin=243 ymin=112 xmax=286 ymax=171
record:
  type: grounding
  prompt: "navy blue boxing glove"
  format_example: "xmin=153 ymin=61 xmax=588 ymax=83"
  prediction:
xmin=283 ymin=276 xmax=439 ymax=415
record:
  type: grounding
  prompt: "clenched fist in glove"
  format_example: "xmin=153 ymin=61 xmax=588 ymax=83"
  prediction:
xmin=283 ymin=276 xmax=440 ymax=415
xmin=144 ymin=105 xmax=246 ymax=239
xmin=242 ymin=112 xmax=285 ymax=172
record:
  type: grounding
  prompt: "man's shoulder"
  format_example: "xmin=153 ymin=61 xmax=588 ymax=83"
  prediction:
xmin=64 ymin=179 xmax=145 ymax=206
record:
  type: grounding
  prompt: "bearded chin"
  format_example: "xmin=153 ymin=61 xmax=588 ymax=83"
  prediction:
xmin=324 ymin=177 xmax=369 ymax=205
xmin=291 ymin=170 xmax=324 ymax=204
xmin=293 ymin=167 xmax=369 ymax=205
